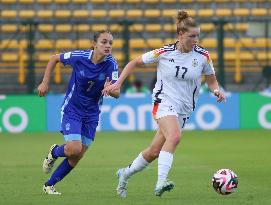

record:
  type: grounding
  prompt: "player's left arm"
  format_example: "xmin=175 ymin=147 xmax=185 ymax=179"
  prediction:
xmin=205 ymin=74 xmax=225 ymax=103
xmin=202 ymin=50 xmax=225 ymax=103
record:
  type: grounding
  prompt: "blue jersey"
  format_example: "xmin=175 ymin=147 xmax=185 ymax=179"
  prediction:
xmin=60 ymin=50 xmax=119 ymax=121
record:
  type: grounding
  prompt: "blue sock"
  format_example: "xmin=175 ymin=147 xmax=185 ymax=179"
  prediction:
xmin=52 ymin=145 xmax=66 ymax=158
xmin=47 ymin=158 xmax=73 ymax=186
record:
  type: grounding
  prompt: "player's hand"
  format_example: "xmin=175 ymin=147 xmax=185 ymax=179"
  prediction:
xmin=37 ymin=82 xmax=49 ymax=97
xmin=214 ymin=90 xmax=226 ymax=103
xmin=102 ymin=81 xmax=121 ymax=97
xmin=104 ymin=77 xmax=112 ymax=89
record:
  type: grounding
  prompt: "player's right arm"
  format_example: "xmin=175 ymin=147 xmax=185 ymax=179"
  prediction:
xmin=102 ymin=47 xmax=162 ymax=96
xmin=37 ymin=54 xmax=60 ymax=97
xmin=102 ymin=56 xmax=144 ymax=96
xmin=116 ymin=56 xmax=144 ymax=88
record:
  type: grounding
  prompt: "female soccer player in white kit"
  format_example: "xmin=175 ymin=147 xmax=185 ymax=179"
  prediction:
xmin=103 ymin=10 xmax=225 ymax=198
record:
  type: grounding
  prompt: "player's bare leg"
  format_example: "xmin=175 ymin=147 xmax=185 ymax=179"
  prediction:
xmin=154 ymin=115 xmax=181 ymax=196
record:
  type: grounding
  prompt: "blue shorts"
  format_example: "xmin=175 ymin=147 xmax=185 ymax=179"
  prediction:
xmin=61 ymin=114 xmax=98 ymax=147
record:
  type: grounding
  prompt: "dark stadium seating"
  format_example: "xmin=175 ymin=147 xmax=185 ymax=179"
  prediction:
xmin=1 ymin=0 xmax=270 ymax=91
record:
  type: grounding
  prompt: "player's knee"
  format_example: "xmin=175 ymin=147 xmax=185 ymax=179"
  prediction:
xmin=65 ymin=144 xmax=82 ymax=157
xmin=71 ymin=147 xmax=82 ymax=157
xmin=168 ymin=134 xmax=181 ymax=146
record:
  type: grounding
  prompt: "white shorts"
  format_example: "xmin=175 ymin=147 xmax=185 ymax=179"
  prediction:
xmin=152 ymin=98 xmax=190 ymax=129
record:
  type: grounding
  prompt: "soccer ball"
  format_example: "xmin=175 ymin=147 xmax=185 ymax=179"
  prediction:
xmin=212 ymin=168 xmax=238 ymax=195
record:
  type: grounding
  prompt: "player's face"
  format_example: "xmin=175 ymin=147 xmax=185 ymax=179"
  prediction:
xmin=178 ymin=27 xmax=200 ymax=52
xmin=94 ymin=33 xmax=113 ymax=56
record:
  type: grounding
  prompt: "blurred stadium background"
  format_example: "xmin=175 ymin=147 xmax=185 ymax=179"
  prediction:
xmin=1 ymin=0 xmax=271 ymax=132
xmin=1 ymin=0 xmax=271 ymax=93
xmin=1 ymin=1 xmax=271 ymax=205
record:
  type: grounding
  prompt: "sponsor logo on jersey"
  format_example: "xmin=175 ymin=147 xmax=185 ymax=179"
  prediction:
xmin=169 ymin=58 xmax=175 ymax=63
xmin=80 ymin=70 xmax=85 ymax=77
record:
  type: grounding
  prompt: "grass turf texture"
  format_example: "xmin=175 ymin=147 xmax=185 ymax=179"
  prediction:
xmin=0 ymin=130 xmax=270 ymax=205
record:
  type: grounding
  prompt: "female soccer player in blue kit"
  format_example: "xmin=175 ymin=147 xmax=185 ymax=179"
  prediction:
xmin=37 ymin=30 xmax=120 ymax=195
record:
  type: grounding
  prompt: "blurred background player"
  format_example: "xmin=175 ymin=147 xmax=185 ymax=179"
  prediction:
xmin=37 ymin=30 xmax=120 ymax=195
xmin=262 ymin=82 xmax=271 ymax=93
xmin=103 ymin=10 xmax=225 ymax=198
xmin=260 ymin=82 xmax=271 ymax=97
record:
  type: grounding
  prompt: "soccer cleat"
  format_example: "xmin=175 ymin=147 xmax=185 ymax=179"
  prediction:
xmin=116 ymin=168 xmax=128 ymax=198
xmin=42 ymin=144 xmax=58 ymax=174
xmin=154 ymin=179 xmax=175 ymax=197
xmin=43 ymin=184 xmax=61 ymax=195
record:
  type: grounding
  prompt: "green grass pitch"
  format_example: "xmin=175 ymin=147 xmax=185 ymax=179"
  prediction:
xmin=0 ymin=130 xmax=270 ymax=205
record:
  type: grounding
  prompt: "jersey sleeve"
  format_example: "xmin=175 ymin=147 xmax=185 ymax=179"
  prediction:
xmin=142 ymin=47 xmax=166 ymax=64
xmin=202 ymin=52 xmax=215 ymax=75
xmin=109 ymin=61 xmax=119 ymax=84
xmin=59 ymin=51 xmax=79 ymax=67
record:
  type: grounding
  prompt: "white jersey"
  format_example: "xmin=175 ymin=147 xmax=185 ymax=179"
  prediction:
xmin=142 ymin=42 xmax=215 ymax=115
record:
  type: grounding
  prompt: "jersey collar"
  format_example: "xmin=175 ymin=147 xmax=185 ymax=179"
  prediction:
xmin=176 ymin=41 xmax=193 ymax=54
xmin=88 ymin=50 xmax=94 ymax=59
xmin=88 ymin=50 xmax=108 ymax=64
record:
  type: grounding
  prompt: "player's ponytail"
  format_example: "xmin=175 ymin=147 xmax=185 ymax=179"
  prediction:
xmin=176 ymin=10 xmax=198 ymax=34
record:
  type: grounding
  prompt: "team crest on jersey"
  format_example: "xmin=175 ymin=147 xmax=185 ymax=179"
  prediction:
xmin=192 ymin=58 xmax=199 ymax=67
xmin=98 ymin=73 xmax=105 ymax=80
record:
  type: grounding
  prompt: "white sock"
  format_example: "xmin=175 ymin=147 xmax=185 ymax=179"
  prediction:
xmin=156 ymin=151 xmax=173 ymax=187
xmin=123 ymin=153 xmax=149 ymax=179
